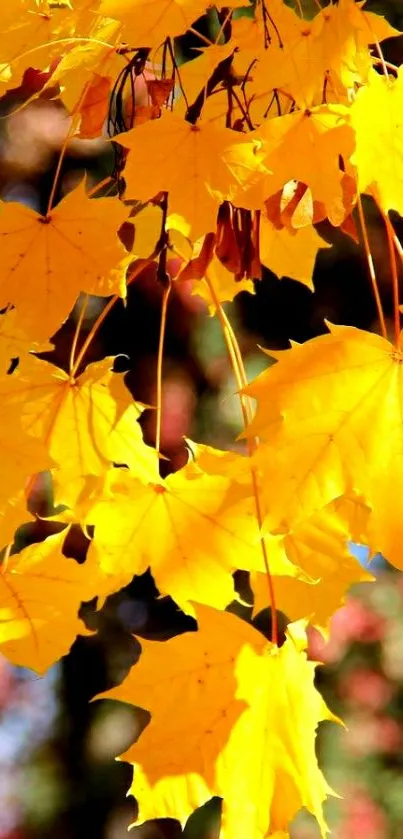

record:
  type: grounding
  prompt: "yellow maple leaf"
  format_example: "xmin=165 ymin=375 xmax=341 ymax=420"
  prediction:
xmin=117 ymin=112 xmax=265 ymax=240
xmin=192 ymin=254 xmax=255 ymax=313
xmin=51 ymin=16 xmax=123 ymax=119
xmin=351 ymin=67 xmax=403 ymax=215
xmin=0 ymin=0 xmax=107 ymax=100
xmin=85 ymin=455 xmax=301 ymax=613
xmin=235 ymin=0 xmax=399 ymax=112
xmin=177 ymin=42 xmax=236 ymax=114
xmin=0 ymin=490 xmax=34 ymax=550
xmin=0 ymin=528 xmax=100 ymax=673
xmin=99 ymin=605 xmax=337 ymax=837
xmin=243 ymin=106 xmax=355 ymax=227
xmin=0 ymin=401 xmax=52 ymax=511
xmin=296 ymin=0 xmax=399 ymax=105
xmin=98 ymin=0 xmax=245 ymax=48
xmin=339 ymin=0 xmax=400 ymax=85
xmin=0 ymin=354 xmax=156 ymax=483
xmin=248 ymin=4 xmax=327 ymax=111
xmin=244 ymin=325 xmax=403 ymax=568
xmin=0 ymin=0 xmax=73 ymax=93
xmin=0 ymin=307 xmax=51 ymax=375
xmin=0 ymin=180 xmax=129 ymax=342
xmin=251 ymin=498 xmax=374 ymax=632
xmin=259 ymin=215 xmax=330 ymax=290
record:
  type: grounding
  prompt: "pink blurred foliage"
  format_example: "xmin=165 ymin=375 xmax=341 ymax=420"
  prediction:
xmin=335 ymin=789 xmax=387 ymax=839
xmin=308 ymin=598 xmax=387 ymax=664
xmin=339 ymin=667 xmax=394 ymax=711
xmin=344 ymin=712 xmax=402 ymax=757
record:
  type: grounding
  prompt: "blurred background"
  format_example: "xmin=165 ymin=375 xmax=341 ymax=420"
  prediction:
xmin=1 ymin=1 xmax=403 ymax=837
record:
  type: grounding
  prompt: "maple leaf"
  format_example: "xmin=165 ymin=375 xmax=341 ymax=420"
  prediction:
xmin=177 ymin=42 xmax=236 ymax=112
xmin=259 ymin=215 xmax=330 ymax=290
xmin=0 ymin=490 xmax=35 ymax=550
xmin=0 ymin=307 xmax=51 ymax=375
xmin=51 ymin=16 xmax=123 ymax=119
xmin=0 ymin=354 xmax=156 ymax=484
xmin=351 ymin=67 xmax=403 ymax=215
xmin=244 ymin=325 xmax=403 ymax=569
xmin=77 ymin=72 xmax=111 ymax=136
xmin=0 ymin=0 xmax=71 ymax=93
xmin=236 ymin=0 xmax=399 ymax=112
xmin=98 ymin=605 xmax=337 ymax=837
xmin=330 ymin=0 xmax=400 ymax=91
xmin=244 ymin=4 xmax=326 ymax=111
xmin=0 ymin=401 xmax=52 ymax=512
xmin=0 ymin=0 xmax=107 ymax=101
xmin=0 ymin=180 xmax=129 ymax=342
xmin=243 ymin=106 xmax=355 ymax=228
xmin=98 ymin=0 xmax=245 ymax=48
xmin=0 ymin=528 xmax=101 ymax=673
xmin=251 ymin=498 xmax=374 ymax=632
xmin=117 ymin=112 xmax=265 ymax=240
xmin=192 ymin=253 xmax=255 ymax=314
xmin=85 ymin=455 xmax=301 ymax=614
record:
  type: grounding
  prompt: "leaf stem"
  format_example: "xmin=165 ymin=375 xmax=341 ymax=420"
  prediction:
xmin=69 ymin=295 xmax=89 ymax=375
xmin=46 ymin=71 xmax=97 ymax=214
xmin=86 ymin=176 xmax=115 ymax=198
xmin=155 ymin=278 xmax=172 ymax=457
xmin=371 ymin=193 xmax=401 ymax=346
xmin=71 ymin=259 xmax=151 ymax=377
xmin=12 ymin=36 xmax=116 ymax=68
xmin=356 ymin=194 xmax=387 ymax=340
xmin=205 ymin=273 xmax=278 ymax=646
xmin=384 ymin=214 xmax=401 ymax=347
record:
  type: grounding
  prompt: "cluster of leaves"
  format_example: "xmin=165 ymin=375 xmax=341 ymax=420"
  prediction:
xmin=1 ymin=1 xmax=403 ymax=837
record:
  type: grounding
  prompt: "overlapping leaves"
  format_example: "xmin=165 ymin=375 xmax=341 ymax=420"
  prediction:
xmin=1 ymin=1 xmax=402 ymax=838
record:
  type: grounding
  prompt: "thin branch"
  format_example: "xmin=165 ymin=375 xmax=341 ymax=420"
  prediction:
xmin=205 ymin=272 xmax=279 ymax=646
xmin=356 ymin=194 xmax=387 ymax=340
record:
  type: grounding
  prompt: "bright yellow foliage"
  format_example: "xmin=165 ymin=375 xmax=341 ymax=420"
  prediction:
xmin=99 ymin=0 xmax=245 ymax=48
xmin=245 ymin=326 xmax=403 ymax=569
xmin=0 ymin=354 xmax=155 ymax=483
xmin=259 ymin=215 xmax=330 ymax=289
xmin=0 ymin=529 xmax=99 ymax=673
xmin=351 ymin=67 xmax=403 ymax=214
xmin=1 ymin=0 xmax=403 ymax=835
xmin=117 ymin=113 xmax=265 ymax=239
xmin=252 ymin=498 xmax=374 ymax=631
xmin=85 ymin=456 xmax=301 ymax=613
xmin=100 ymin=605 xmax=337 ymax=838
xmin=0 ymin=180 xmax=129 ymax=340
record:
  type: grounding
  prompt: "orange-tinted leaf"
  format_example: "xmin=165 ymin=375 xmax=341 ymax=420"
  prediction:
xmin=193 ymin=254 xmax=255 ymax=313
xmin=0 ymin=180 xmax=130 ymax=341
xmin=78 ymin=72 xmax=111 ymax=137
xmin=118 ymin=112 xmax=265 ymax=240
xmin=259 ymin=215 xmax=330 ymax=289
xmin=244 ymin=106 xmax=355 ymax=227
xmin=98 ymin=0 xmax=245 ymax=48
